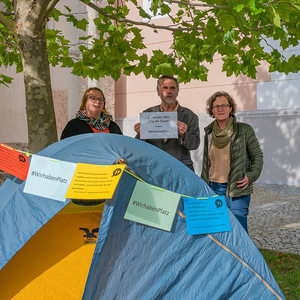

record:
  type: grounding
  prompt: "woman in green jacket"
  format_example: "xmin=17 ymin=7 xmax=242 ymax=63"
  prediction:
xmin=201 ymin=91 xmax=263 ymax=233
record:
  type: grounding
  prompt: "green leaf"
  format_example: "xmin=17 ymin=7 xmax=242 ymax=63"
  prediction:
xmin=0 ymin=74 xmax=13 ymax=86
xmin=143 ymin=66 xmax=152 ymax=78
xmin=123 ymin=65 xmax=136 ymax=75
xmin=267 ymin=6 xmax=281 ymax=28
xmin=135 ymin=54 xmax=148 ymax=74
xmin=207 ymin=17 xmax=216 ymax=27
xmin=277 ymin=2 xmax=292 ymax=22
xmin=218 ymin=13 xmax=236 ymax=32
xmin=177 ymin=9 xmax=184 ymax=17
xmin=77 ymin=19 xmax=89 ymax=31
xmin=157 ymin=61 xmax=173 ymax=75
xmin=108 ymin=24 xmax=115 ymax=31
xmin=129 ymin=0 xmax=138 ymax=6
xmin=178 ymin=3 xmax=188 ymax=9
xmin=160 ymin=4 xmax=171 ymax=16
xmin=223 ymin=30 xmax=235 ymax=44
xmin=61 ymin=57 xmax=74 ymax=68
xmin=49 ymin=8 xmax=62 ymax=22
xmin=64 ymin=6 xmax=72 ymax=13
xmin=233 ymin=4 xmax=244 ymax=12
xmin=66 ymin=15 xmax=78 ymax=27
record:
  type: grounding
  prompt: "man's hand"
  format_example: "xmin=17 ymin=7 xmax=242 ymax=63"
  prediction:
xmin=177 ymin=121 xmax=187 ymax=140
xmin=237 ymin=175 xmax=250 ymax=190
xmin=134 ymin=122 xmax=141 ymax=135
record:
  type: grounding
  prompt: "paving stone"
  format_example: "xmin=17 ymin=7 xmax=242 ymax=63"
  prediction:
xmin=249 ymin=183 xmax=300 ymax=255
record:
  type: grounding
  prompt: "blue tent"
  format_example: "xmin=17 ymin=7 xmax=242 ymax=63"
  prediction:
xmin=0 ymin=134 xmax=285 ymax=299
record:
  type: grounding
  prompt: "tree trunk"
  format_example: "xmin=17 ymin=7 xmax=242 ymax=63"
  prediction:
xmin=15 ymin=2 xmax=58 ymax=154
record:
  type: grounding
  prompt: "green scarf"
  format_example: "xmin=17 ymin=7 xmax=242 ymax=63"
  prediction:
xmin=212 ymin=117 xmax=233 ymax=148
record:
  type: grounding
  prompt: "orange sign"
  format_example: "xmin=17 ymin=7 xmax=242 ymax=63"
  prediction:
xmin=0 ymin=144 xmax=29 ymax=181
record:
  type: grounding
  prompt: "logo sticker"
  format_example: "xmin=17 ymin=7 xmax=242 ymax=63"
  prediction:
xmin=79 ymin=227 xmax=99 ymax=244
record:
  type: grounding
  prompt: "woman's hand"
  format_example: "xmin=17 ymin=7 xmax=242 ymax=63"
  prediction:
xmin=237 ymin=175 xmax=250 ymax=190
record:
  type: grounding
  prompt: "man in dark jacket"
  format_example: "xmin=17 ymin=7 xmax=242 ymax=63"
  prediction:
xmin=134 ymin=75 xmax=200 ymax=171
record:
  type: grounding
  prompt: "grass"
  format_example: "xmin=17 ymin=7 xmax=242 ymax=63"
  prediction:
xmin=260 ymin=249 xmax=300 ymax=300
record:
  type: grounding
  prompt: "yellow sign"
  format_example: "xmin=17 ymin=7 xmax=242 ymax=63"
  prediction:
xmin=65 ymin=164 xmax=125 ymax=199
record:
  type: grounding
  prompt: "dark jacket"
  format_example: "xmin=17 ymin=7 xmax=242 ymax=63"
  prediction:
xmin=201 ymin=115 xmax=263 ymax=198
xmin=137 ymin=104 xmax=200 ymax=170
xmin=61 ymin=118 xmax=123 ymax=140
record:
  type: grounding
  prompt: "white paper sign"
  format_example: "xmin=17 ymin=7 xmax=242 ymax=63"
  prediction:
xmin=23 ymin=155 xmax=77 ymax=202
xmin=140 ymin=112 xmax=178 ymax=139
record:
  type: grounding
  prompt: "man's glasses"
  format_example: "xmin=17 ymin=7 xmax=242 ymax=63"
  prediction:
xmin=89 ymin=96 xmax=105 ymax=104
xmin=212 ymin=104 xmax=230 ymax=110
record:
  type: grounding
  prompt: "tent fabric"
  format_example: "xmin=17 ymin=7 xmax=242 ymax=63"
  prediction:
xmin=0 ymin=209 xmax=103 ymax=299
xmin=0 ymin=133 xmax=285 ymax=299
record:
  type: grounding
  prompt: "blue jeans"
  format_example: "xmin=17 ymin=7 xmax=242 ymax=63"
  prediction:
xmin=209 ymin=181 xmax=251 ymax=233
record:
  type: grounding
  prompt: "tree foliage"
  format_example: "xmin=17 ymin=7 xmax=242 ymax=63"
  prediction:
xmin=1 ymin=0 xmax=300 ymax=85
xmin=80 ymin=0 xmax=300 ymax=82
xmin=1 ymin=0 xmax=300 ymax=84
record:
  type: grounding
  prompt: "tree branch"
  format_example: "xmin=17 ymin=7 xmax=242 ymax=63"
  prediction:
xmin=1 ymin=11 xmax=14 ymax=16
xmin=164 ymin=0 xmax=227 ymax=9
xmin=45 ymin=0 xmax=61 ymax=20
xmin=0 ymin=12 xmax=15 ymax=33
xmin=79 ymin=0 xmax=205 ymax=32
xmin=79 ymin=0 xmax=279 ymax=34
xmin=266 ymin=0 xmax=281 ymax=5
xmin=31 ymin=0 xmax=59 ymax=30
xmin=165 ymin=0 xmax=282 ymax=8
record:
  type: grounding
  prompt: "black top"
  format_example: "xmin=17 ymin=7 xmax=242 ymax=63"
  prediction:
xmin=61 ymin=118 xmax=123 ymax=140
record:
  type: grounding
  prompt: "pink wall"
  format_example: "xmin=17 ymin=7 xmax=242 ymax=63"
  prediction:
xmin=115 ymin=62 xmax=271 ymax=118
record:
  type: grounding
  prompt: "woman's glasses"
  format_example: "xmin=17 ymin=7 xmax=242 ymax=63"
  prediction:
xmin=89 ymin=96 xmax=105 ymax=104
xmin=212 ymin=104 xmax=230 ymax=110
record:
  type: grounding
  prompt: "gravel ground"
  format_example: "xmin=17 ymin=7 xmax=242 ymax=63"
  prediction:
xmin=0 ymin=170 xmax=9 ymax=186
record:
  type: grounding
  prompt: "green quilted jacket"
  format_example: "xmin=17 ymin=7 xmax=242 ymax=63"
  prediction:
xmin=201 ymin=115 xmax=263 ymax=198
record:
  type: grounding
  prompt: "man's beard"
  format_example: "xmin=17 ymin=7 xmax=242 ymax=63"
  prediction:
xmin=162 ymin=95 xmax=176 ymax=104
